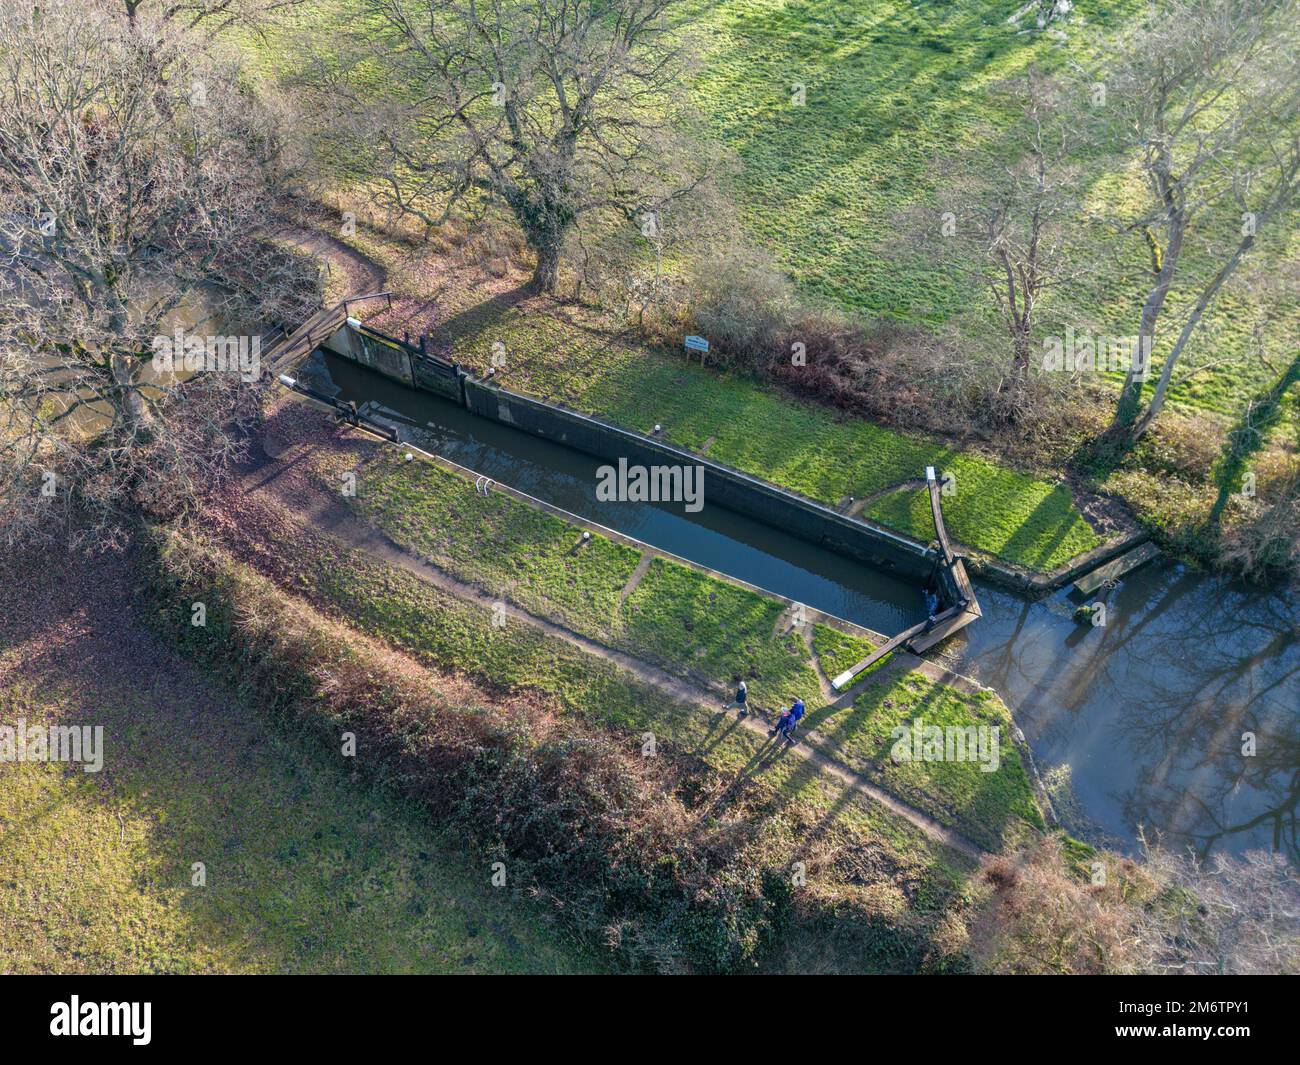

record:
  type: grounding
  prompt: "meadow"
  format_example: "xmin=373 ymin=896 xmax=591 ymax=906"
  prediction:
xmin=244 ymin=0 xmax=1298 ymax=577
xmin=0 ymin=550 xmax=591 ymax=974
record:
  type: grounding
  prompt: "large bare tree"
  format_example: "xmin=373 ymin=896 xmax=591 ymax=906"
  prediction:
xmin=0 ymin=1 xmax=311 ymax=547
xmin=922 ymin=70 xmax=1087 ymax=425
xmin=304 ymin=0 xmax=710 ymax=293
xmin=1095 ymin=0 xmax=1300 ymax=444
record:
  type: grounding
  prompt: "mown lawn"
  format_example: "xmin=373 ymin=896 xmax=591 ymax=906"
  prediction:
xmin=350 ymin=448 xmax=824 ymax=710
xmin=801 ymin=672 xmax=1045 ymax=852
xmin=812 ymin=623 xmax=880 ymax=682
xmin=297 ymin=512 xmax=1038 ymax=853
xmin=356 ymin=453 xmax=642 ymax=628
xmin=421 ymin=307 xmax=1102 ymax=570
xmin=366 ymin=295 xmax=1097 ymax=569
xmin=686 ymin=0 xmax=1298 ymax=420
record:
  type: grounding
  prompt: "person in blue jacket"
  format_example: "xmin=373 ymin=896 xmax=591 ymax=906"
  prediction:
xmin=770 ymin=698 xmax=805 ymax=742
xmin=785 ymin=698 xmax=806 ymax=741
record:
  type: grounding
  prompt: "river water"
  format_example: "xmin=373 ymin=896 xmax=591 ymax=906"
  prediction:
xmin=297 ymin=348 xmax=1299 ymax=862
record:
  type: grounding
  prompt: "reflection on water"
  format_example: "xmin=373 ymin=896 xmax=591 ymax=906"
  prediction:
xmin=298 ymin=348 xmax=1299 ymax=862
xmin=41 ymin=282 xmax=247 ymax=432
xmin=956 ymin=570 xmax=1298 ymax=861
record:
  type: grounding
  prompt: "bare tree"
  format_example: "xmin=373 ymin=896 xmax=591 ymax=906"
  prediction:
xmin=1094 ymin=0 xmax=1300 ymax=444
xmin=114 ymin=0 xmax=307 ymax=34
xmin=1131 ymin=834 xmax=1300 ymax=974
xmin=301 ymin=0 xmax=712 ymax=294
xmin=920 ymin=71 xmax=1087 ymax=424
xmin=0 ymin=1 xmax=312 ymax=547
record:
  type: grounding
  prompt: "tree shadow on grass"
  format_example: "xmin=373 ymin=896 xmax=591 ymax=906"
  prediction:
xmin=988 ymin=485 xmax=1092 ymax=571
xmin=1207 ymin=350 xmax=1300 ymax=527
xmin=434 ymin=282 xmax=534 ymax=353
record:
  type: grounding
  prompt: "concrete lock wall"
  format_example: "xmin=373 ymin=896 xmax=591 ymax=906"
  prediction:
xmin=461 ymin=376 xmax=939 ymax=582
xmin=412 ymin=357 xmax=463 ymax=404
xmin=323 ymin=323 xmax=940 ymax=582
xmin=322 ymin=324 xmax=412 ymax=386
xmin=324 ymin=324 xmax=463 ymax=403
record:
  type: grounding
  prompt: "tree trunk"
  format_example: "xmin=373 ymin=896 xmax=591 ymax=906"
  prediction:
xmin=110 ymin=353 xmax=152 ymax=439
xmin=997 ymin=325 xmax=1034 ymax=424
xmin=1111 ymin=212 xmax=1185 ymax=435
xmin=529 ymin=240 xmax=561 ymax=294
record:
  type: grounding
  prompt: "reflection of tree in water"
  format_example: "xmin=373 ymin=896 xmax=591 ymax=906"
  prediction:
xmin=1110 ymin=574 xmax=1299 ymax=862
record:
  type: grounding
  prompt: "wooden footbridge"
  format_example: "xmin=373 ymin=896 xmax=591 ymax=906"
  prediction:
xmin=263 ymin=292 xmax=393 ymax=376
xmin=830 ymin=467 xmax=981 ymax=690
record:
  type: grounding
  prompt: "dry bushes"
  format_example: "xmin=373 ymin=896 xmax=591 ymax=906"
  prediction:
xmin=671 ymin=248 xmax=1091 ymax=451
xmin=142 ymin=527 xmax=792 ymax=973
xmin=968 ymin=834 xmax=1300 ymax=974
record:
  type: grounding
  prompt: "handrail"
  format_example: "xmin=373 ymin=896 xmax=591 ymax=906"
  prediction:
xmin=342 ymin=291 xmax=393 ymax=314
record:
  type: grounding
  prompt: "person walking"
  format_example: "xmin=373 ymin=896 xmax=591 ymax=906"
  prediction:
xmin=721 ymin=678 xmax=749 ymax=717
xmin=769 ymin=698 xmax=806 ymax=743
xmin=769 ymin=707 xmax=793 ymax=739
xmin=783 ymin=698 xmax=806 ymax=743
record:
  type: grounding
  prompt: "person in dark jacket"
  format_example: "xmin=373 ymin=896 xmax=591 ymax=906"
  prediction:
xmin=770 ymin=698 xmax=806 ymax=742
xmin=721 ymin=679 xmax=749 ymax=717
xmin=769 ymin=708 xmax=793 ymax=739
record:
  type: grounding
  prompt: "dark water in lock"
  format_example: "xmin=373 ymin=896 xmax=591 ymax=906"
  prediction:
xmin=296 ymin=349 xmax=927 ymax=634
xmin=297 ymin=348 xmax=1300 ymax=861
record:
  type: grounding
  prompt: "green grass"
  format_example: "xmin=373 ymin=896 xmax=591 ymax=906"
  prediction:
xmin=279 ymin=440 xmax=1042 ymax=851
xmin=801 ymin=672 xmax=1045 ymax=852
xmin=236 ymin=509 xmax=966 ymax=875
xmin=621 ymin=557 xmax=821 ymax=710
xmin=812 ymin=623 xmax=880 ymax=681
xmin=356 ymin=451 xmax=641 ymax=629
xmin=685 ymin=0 xmax=1299 ymax=420
xmin=351 ymin=449 xmax=824 ymax=709
xmin=0 ymin=681 xmax=593 ymax=975
xmin=434 ymin=310 xmax=1102 ymax=570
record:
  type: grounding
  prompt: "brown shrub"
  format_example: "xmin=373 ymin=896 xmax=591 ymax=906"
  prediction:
xmin=143 ymin=527 xmax=793 ymax=973
xmin=967 ymin=833 xmax=1300 ymax=974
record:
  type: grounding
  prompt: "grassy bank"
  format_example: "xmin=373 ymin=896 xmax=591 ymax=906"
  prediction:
xmin=152 ymin=511 xmax=984 ymax=972
xmin=327 ymin=222 xmax=1103 ymax=573
xmin=0 ymin=549 xmax=590 ymax=974
xmin=802 ymin=673 xmax=1045 ymax=853
xmin=235 ymin=402 xmax=1044 ymax=856
xmin=343 ymin=446 xmax=823 ymax=711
